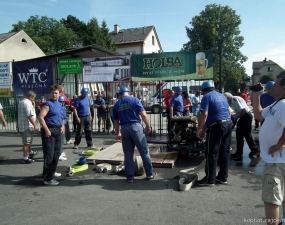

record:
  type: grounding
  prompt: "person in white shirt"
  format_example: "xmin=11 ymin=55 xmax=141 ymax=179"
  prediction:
xmin=252 ymin=73 xmax=285 ymax=225
xmin=224 ymin=92 xmax=259 ymax=160
xmin=18 ymin=91 xmax=39 ymax=163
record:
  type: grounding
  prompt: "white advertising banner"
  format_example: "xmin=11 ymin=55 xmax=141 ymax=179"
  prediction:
xmin=0 ymin=62 xmax=10 ymax=88
xmin=82 ymin=56 xmax=130 ymax=82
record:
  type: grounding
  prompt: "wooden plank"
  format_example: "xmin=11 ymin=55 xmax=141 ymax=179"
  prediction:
xmin=88 ymin=142 xmax=178 ymax=167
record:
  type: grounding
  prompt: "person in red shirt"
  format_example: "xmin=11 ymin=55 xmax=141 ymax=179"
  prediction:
xmin=70 ymin=94 xmax=77 ymax=132
xmin=240 ymin=89 xmax=248 ymax=102
xmin=163 ymin=89 xmax=173 ymax=133
xmin=58 ymin=85 xmax=70 ymax=106
xmin=182 ymin=92 xmax=192 ymax=116
xmin=58 ymin=85 xmax=73 ymax=144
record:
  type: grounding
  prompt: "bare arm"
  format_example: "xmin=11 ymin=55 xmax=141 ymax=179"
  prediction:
xmin=0 ymin=109 xmax=7 ymax=126
xmin=38 ymin=105 xmax=51 ymax=137
xmin=196 ymin=110 xmax=207 ymax=139
xmin=170 ymin=106 xmax=174 ymax=119
xmin=139 ymin=110 xmax=151 ymax=134
xmin=252 ymin=91 xmax=264 ymax=122
xmin=28 ymin=116 xmax=39 ymax=131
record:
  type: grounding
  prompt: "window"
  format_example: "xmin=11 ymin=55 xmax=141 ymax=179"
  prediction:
xmin=21 ymin=38 xmax=27 ymax=43
xmin=152 ymin=36 xmax=155 ymax=46
xmin=267 ymin=67 xmax=273 ymax=72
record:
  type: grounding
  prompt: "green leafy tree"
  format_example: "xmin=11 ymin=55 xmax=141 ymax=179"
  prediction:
xmin=182 ymin=4 xmax=248 ymax=92
xmin=60 ymin=15 xmax=87 ymax=47
xmin=100 ymin=20 xmax=116 ymax=51
xmin=10 ymin=15 xmax=78 ymax=55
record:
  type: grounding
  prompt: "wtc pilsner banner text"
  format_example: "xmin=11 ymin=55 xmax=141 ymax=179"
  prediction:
xmin=12 ymin=59 xmax=53 ymax=95
xmin=131 ymin=51 xmax=213 ymax=82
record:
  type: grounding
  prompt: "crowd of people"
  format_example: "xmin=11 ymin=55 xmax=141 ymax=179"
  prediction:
xmin=1 ymin=75 xmax=285 ymax=224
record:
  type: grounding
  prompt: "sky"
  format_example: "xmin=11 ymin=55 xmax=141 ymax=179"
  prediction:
xmin=0 ymin=0 xmax=284 ymax=76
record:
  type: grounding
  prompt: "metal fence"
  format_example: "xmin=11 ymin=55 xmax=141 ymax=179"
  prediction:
xmin=0 ymin=78 xmax=206 ymax=135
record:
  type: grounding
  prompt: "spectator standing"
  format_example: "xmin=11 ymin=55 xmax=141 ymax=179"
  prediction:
xmin=163 ymin=89 xmax=173 ymax=133
xmin=196 ymin=81 xmax=232 ymax=186
xmin=192 ymin=90 xmax=202 ymax=117
xmin=0 ymin=103 xmax=7 ymax=127
xmin=93 ymin=95 xmax=107 ymax=133
xmin=70 ymin=94 xmax=77 ymax=132
xmin=113 ymin=87 xmax=156 ymax=183
xmin=252 ymin=74 xmax=285 ymax=225
xmin=250 ymin=91 xmax=260 ymax=130
xmin=170 ymin=86 xmax=183 ymax=119
xmin=38 ymin=84 xmax=64 ymax=186
xmin=58 ymin=85 xmax=73 ymax=144
xmin=224 ymin=92 xmax=259 ymax=160
xmin=17 ymin=91 xmax=39 ymax=163
xmin=182 ymin=92 xmax=192 ymax=116
xmin=260 ymin=81 xmax=275 ymax=108
xmin=73 ymin=88 xmax=94 ymax=149
xmin=240 ymin=89 xmax=248 ymax=102
xmin=189 ymin=90 xmax=195 ymax=113
xmin=58 ymin=96 xmax=68 ymax=161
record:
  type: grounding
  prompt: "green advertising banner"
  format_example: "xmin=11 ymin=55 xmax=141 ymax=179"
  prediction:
xmin=59 ymin=58 xmax=82 ymax=75
xmin=131 ymin=50 xmax=213 ymax=81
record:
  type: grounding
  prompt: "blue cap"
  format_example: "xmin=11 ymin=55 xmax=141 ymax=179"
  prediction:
xmin=76 ymin=156 xmax=86 ymax=165
xmin=201 ymin=81 xmax=214 ymax=90
xmin=81 ymin=88 xmax=89 ymax=95
xmin=175 ymin=86 xmax=182 ymax=92
xmin=58 ymin=96 xmax=65 ymax=102
xmin=119 ymin=86 xmax=129 ymax=95
xmin=266 ymin=81 xmax=275 ymax=90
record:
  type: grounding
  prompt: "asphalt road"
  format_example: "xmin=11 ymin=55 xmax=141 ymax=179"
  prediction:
xmin=0 ymin=129 xmax=271 ymax=225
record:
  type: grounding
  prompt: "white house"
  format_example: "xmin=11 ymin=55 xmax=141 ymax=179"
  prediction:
xmin=0 ymin=30 xmax=45 ymax=62
xmin=251 ymin=58 xmax=284 ymax=84
xmin=110 ymin=24 xmax=163 ymax=55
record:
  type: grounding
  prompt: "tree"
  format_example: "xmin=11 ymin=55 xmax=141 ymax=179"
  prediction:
xmin=100 ymin=20 xmax=116 ymax=51
xmin=10 ymin=15 xmax=78 ymax=55
xmin=60 ymin=15 xmax=87 ymax=47
xmin=259 ymin=75 xmax=274 ymax=84
xmin=182 ymin=4 xmax=248 ymax=92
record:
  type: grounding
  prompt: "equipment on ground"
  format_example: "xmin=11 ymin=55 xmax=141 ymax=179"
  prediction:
xmin=168 ymin=116 xmax=205 ymax=154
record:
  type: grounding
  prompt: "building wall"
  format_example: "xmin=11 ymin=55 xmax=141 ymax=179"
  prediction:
xmin=254 ymin=64 xmax=284 ymax=83
xmin=114 ymin=29 xmax=162 ymax=55
xmin=115 ymin=46 xmax=142 ymax=55
xmin=144 ymin=29 xmax=161 ymax=54
xmin=0 ymin=30 xmax=45 ymax=62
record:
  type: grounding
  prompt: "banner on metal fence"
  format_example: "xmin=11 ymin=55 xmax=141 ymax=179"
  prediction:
xmin=59 ymin=58 xmax=82 ymax=75
xmin=82 ymin=56 xmax=130 ymax=82
xmin=131 ymin=51 xmax=213 ymax=82
xmin=0 ymin=62 xmax=10 ymax=89
xmin=12 ymin=59 xmax=53 ymax=95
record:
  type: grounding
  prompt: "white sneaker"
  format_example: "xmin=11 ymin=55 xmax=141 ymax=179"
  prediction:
xmin=44 ymin=179 xmax=59 ymax=186
xmin=59 ymin=155 xmax=67 ymax=161
xmin=61 ymin=152 xmax=66 ymax=157
xmin=53 ymin=172 xmax=61 ymax=177
xmin=73 ymin=145 xmax=78 ymax=149
xmin=66 ymin=139 xmax=74 ymax=145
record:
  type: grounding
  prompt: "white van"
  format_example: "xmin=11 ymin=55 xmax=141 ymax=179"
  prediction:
xmin=143 ymin=80 xmax=214 ymax=113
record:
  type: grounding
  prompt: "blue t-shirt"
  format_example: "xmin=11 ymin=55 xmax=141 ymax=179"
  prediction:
xmin=94 ymin=99 xmax=106 ymax=114
xmin=191 ymin=96 xmax=201 ymax=113
xmin=260 ymin=93 xmax=275 ymax=108
xmin=200 ymin=91 xmax=230 ymax=127
xmin=44 ymin=100 xmax=63 ymax=126
xmin=113 ymin=96 xmax=145 ymax=125
xmin=170 ymin=95 xmax=183 ymax=112
xmin=74 ymin=96 xmax=90 ymax=117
